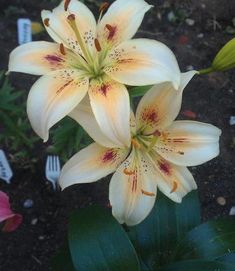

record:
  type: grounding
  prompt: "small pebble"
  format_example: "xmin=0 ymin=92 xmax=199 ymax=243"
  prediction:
xmin=197 ymin=33 xmax=204 ymax=39
xmin=23 ymin=199 xmax=34 ymax=208
xmin=31 ymin=218 xmax=38 ymax=225
xmin=228 ymin=89 xmax=234 ymax=94
xmin=229 ymin=206 xmax=235 ymax=216
xmin=201 ymin=3 xmax=206 ymax=9
xmin=38 ymin=236 xmax=45 ymax=240
xmin=229 ymin=116 xmax=235 ymax=125
xmin=185 ymin=18 xmax=195 ymax=26
xmin=167 ymin=11 xmax=176 ymax=23
xmin=186 ymin=65 xmax=194 ymax=71
xmin=216 ymin=197 xmax=226 ymax=206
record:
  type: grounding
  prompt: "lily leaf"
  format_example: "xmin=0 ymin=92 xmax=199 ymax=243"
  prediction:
xmin=68 ymin=205 xmax=140 ymax=271
xmin=171 ymin=218 xmax=235 ymax=261
xmin=128 ymin=191 xmax=200 ymax=270
xmin=129 ymin=85 xmax=153 ymax=98
xmin=159 ymin=259 xmax=235 ymax=271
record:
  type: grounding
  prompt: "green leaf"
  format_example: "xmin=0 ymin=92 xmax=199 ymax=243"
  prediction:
xmin=128 ymin=191 xmax=200 ymax=269
xmin=52 ymin=241 xmax=75 ymax=271
xmin=129 ymin=85 xmax=152 ymax=98
xmin=160 ymin=259 xmax=235 ymax=271
xmin=218 ymin=253 xmax=235 ymax=264
xmin=172 ymin=218 xmax=235 ymax=261
xmin=68 ymin=205 xmax=140 ymax=271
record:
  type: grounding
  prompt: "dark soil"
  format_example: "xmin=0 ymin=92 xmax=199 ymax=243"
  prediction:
xmin=0 ymin=0 xmax=235 ymax=270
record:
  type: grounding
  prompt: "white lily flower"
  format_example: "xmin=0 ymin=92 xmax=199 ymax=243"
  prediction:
xmin=59 ymin=71 xmax=221 ymax=226
xmin=8 ymin=0 xmax=181 ymax=145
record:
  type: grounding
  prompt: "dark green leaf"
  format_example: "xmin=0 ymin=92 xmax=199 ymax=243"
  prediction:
xmin=68 ymin=205 xmax=140 ymax=271
xmin=52 ymin=241 xmax=75 ymax=271
xmin=129 ymin=85 xmax=152 ymax=98
xmin=172 ymin=218 xmax=235 ymax=261
xmin=128 ymin=191 xmax=200 ymax=269
xmin=217 ymin=253 xmax=235 ymax=264
xmin=160 ymin=259 xmax=235 ymax=271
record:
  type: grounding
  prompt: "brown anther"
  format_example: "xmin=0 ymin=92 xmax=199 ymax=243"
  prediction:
xmin=64 ymin=0 xmax=71 ymax=11
xmin=105 ymin=24 xmax=113 ymax=32
xmin=170 ymin=181 xmax=178 ymax=193
xmin=99 ymin=2 xmax=109 ymax=12
xmin=94 ymin=38 xmax=101 ymax=52
xmin=131 ymin=138 xmax=141 ymax=149
xmin=153 ymin=130 xmax=161 ymax=137
xmin=67 ymin=14 xmax=75 ymax=21
xmin=123 ymin=169 xmax=135 ymax=176
xmin=59 ymin=43 xmax=66 ymax=55
xmin=44 ymin=18 xmax=50 ymax=27
xmin=141 ymin=190 xmax=155 ymax=197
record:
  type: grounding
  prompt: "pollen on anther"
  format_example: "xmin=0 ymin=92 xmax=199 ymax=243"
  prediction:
xmin=64 ymin=0 xmax=71 ymax=11
xmin=94 ymin=38 xmax=101 ymax=52
xmin=44 ymin=18 xmax=50 ymax=27
xmin=67 ymin=14 xmax=75 ymax=21
xmin=170 ymin=181 xmax=178 ymax=193
xmin=123 ymin=168 xmax=135 ymax=176
xmin=141 ymin=190 xmax=155 ymax=197
xmin=60 ymin=43 xmax=66 ymax=55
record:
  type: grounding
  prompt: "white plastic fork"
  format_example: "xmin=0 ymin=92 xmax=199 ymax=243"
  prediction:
xmin=45 ymin=155 xmax=61 ymax=190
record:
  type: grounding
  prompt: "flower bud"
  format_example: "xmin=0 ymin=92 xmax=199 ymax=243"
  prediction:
xmin=212 ymin=37 xmax=235 ymax=71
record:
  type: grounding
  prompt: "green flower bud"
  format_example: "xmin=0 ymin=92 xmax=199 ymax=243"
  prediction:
xmin=212 ymin=37 xmax=235 ymax=71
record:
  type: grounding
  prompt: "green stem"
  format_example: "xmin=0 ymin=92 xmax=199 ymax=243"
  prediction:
xmin=198 ymin=66 xmax=215 ymax=75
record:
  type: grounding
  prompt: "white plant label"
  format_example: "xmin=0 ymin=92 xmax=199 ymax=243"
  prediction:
xmin=0 ymin=150 xmax=13 ymax=184
xmin=17 ymin=18 xmax=32 ymax=45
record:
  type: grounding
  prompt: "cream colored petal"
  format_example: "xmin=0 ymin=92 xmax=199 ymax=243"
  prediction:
xmin=8 ymin=41 xmax=74 ymax=75
xmin=69 ymin=97 xmax=120 ymax=148
xmin=88 ymin=77 xmax=131 ymax=148
xmin=27 ymin=69 xmax=89 ymax=141
xmin=154 ymin=120 xmax=221 ymax=166
xmin=97 ymin=0 xmax=152 ymax=47
xmin=41 ymin=0 xmax=96 ymax=54
xmin=104 ymin=39 xmax=181 ymax=88
xmin=109 ymin=150 xmax=157 ymax=226
xmin=59 ymin=143 xmax=129 ymax=190
xmin=135 ymin=71 xmax=196 ymax=135
xmin=149 ymin=152 xmax=197 ymax=203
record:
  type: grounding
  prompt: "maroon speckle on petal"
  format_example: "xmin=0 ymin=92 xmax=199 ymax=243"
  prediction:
xmin=158 ymin=161 xmax=171 ymax=175
xmin=45 ymin=54 xmax=64 ymax=64
xmin=141 ymin=108 xmax=158 ymax=126
xmin=102 ymin=149 xmax=117 ymax=163
xmin=99 ymin=84 xmax=110 ymax=96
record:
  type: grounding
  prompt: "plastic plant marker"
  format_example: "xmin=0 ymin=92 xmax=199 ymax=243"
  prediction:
xmin=17 ymin=18 xmax=32 ymax=45
xmin=0 ymin=150 xmax=13 ymax=184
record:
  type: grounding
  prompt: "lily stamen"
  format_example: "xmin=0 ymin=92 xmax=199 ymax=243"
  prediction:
xmin=43 ymin=18 xmax=50 ymax=27
xmin=64 ymin=0 xmax=71 ymax=11
xmin=123 ymin=168 xmax=135 ymax=175
xmin=67 ymin=14 xmax=92 ymax=64
xmin=94 ymin=38 xmax=102 ymax=52
xmin=98 ymin=2 xmax=109 ymax=22
xmin=131 ymin=138 xmax=141 ymax=149
xmin=170 ymin=181 xmax=178 ymax=193
xmin=141 ymin=190 xmax=155 ymax=197
xmin=59 ymin=43 xmax=66 ymax=55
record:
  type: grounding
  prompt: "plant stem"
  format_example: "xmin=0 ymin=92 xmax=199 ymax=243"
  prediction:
xmin=198 ymin=66 xmax=214 ymax=75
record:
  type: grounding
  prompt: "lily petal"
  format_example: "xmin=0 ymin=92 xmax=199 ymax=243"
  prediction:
xmin=88 ymin=77 xmax=131 ymax=148
xmin=69 ymin=96 xmax=120 ymax=148
xmin=8 ymin=41 xmax=73 ymax=75
xmin=104 ymin=39 xmax=181 ymax=88
xmin=41 ymin=0 xmax=96 ymax=54
xmin=97 ymin=0 xmax=152 ymax=47
xmin=154 ymin=120 xmax=221 ymax=166
xmin=59 ymin=143 xmax=129 ymax=190
xmin=109 ymin=150 xmax=157 ymax=226
xmin=27 ymin=69 xmax=89 ymax=141
xmin=149 ymin=153 xmax=197 ymax=203
xmin=135 ymin=71 xmax=196 ymax=135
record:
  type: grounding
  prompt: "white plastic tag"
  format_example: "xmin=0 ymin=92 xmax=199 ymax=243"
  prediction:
xmin=0 ymin=150 xmax=13 ymax=184
xmin=17 ymin=18 xmax=32 ymax=45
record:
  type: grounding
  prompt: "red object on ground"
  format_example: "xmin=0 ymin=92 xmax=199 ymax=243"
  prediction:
xmin=0 ymin=191 xmax=22 ymax=232
xmin=182 ymin=110 xmax=197 ymax=119
xmin=178 ymin=35 xmax=189 ymax=45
